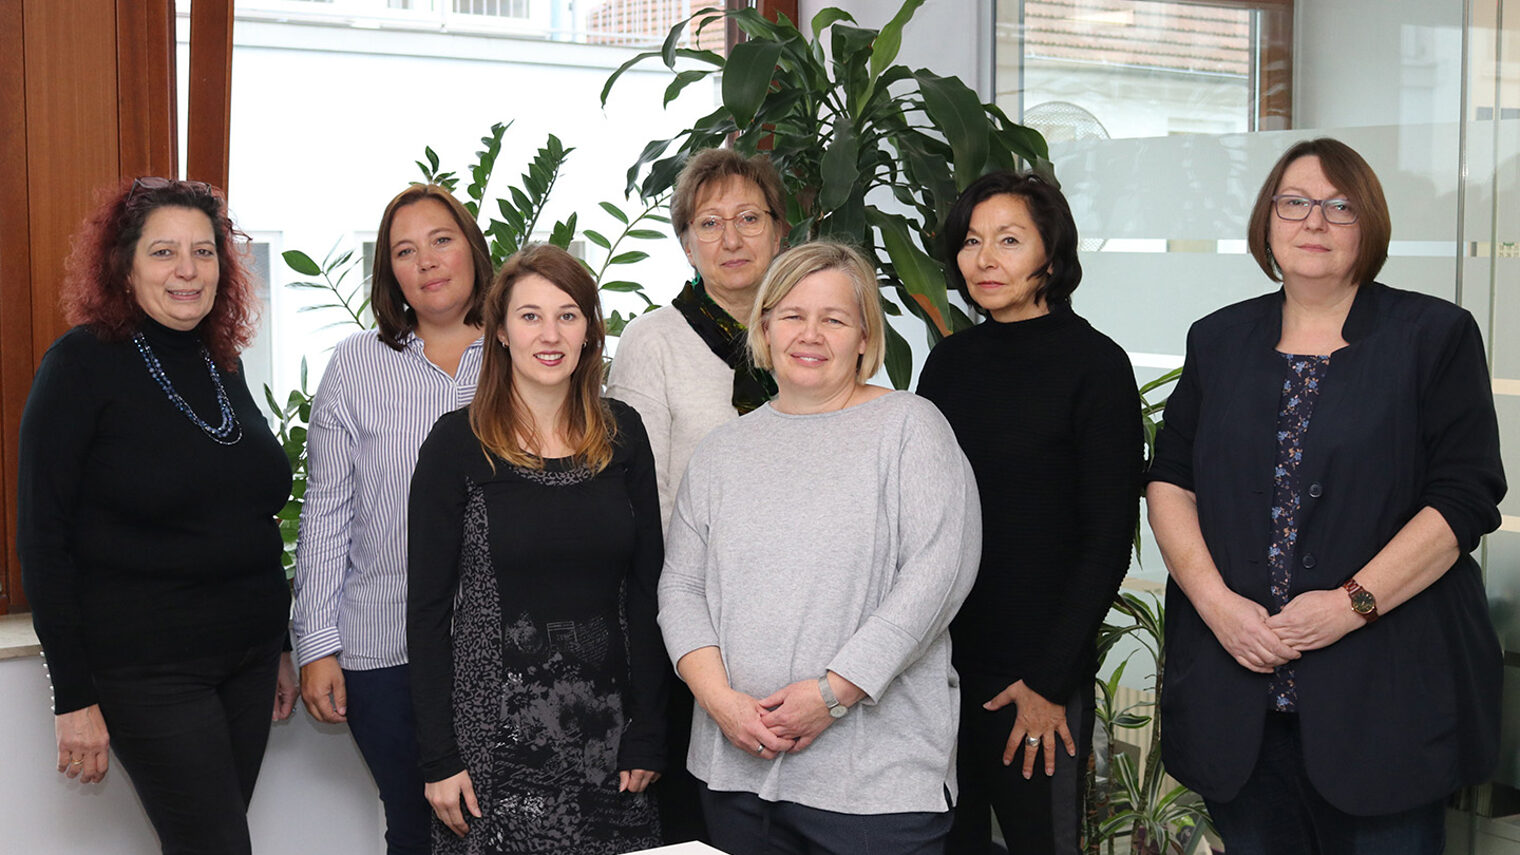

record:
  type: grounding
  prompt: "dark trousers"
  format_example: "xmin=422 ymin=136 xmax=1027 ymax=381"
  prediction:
xmin=1204 ymin=711 xmax=1446 ymax=855
xmin=656 ymin=681 xmax=711 ymax=844
xmin=948 ymin=673 xmax=1093 ymax=855
xmin=92 ymin=636 xmax=283 ymax=855
xmin=701 ymin=785 xmax=952 ymax=855
xmin=344 ymin=663 xmax=431 ymax=855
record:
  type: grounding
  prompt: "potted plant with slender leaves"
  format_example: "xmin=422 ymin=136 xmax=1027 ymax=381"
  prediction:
xmin=602 ymin=0 xmax=1052 ymax=387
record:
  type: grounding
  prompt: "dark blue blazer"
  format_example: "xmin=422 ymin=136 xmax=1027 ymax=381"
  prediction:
xmin=1148 ymin=281 xmax=1506 ymax=815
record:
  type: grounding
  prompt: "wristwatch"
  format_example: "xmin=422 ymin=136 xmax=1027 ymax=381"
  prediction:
xmin=818 ymin=674 xmax=848 ymax=719
xmin=1342 ymin=578 xmax=1379 ymax=623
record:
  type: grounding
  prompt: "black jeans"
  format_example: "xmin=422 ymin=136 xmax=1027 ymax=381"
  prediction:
xmin=948 ymin=672 xmax=1093 ymax=855
xmin=343 ymin=663 xmax=431 ymax=855
xmin=92 ymin=635 xmax=283 ymax=855
xmin=701 ymin=785 xmax=952 ymax=855
xmin=1204 ymin=711 xmax=1446 ymax=855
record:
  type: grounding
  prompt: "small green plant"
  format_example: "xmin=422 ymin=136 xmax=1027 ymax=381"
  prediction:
xmin=1087 ymin=591 xmax=1214 ymax=855
xmin=602 ymin=0 xmax=1052 ymax=388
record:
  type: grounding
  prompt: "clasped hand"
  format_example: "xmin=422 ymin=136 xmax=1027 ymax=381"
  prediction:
xmin=1203 ymin=589 xmax=1360 ymax=674
xmin=708 ymin=675 xmax=859 ymax=759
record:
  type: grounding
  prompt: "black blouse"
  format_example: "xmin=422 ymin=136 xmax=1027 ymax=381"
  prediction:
xmin=1148 ymin=281 xmax=1506 ymax=814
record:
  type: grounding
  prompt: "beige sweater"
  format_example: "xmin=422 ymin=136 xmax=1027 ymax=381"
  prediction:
xmin=606 ymin=305 xmax=740 ymax=531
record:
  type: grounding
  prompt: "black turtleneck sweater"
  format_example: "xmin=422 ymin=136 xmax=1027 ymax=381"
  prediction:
xmin=18 ymin=319 xmax=292 ymax=714
xmin=916 ymin=303 xmax=1143 ymax=703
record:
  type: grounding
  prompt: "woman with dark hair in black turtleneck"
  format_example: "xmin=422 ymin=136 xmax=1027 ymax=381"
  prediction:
xmin=18 ymin=178 xmax=294 ymax=855
xmin=918 ymin=171 xmax=1143 ymax=855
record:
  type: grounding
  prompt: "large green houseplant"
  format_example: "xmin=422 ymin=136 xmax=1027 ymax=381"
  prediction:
xmin=602 ymin=0 xmax=1052 ymax=387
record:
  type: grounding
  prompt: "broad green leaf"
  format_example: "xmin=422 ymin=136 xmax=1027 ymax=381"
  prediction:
xmin=609 ymin=250 xmax=650 ymax=265
xmin=729 ymin=7 xmax=792 ymax=41
xmin=809 ymin=7 xmax=854 ymax=40
xmin=883 ymin=320 xmax=911 ymax=390
xmin=866 ymin=207 xmax=952 ymax=337
xmin=864 ymin=0 xmax=925 ymax=105
xmin=913 ymin=69 xmax=990 ymax=188
xmin=625 ymin=229 xmax=666 ymax=240
xmin=818 ymin=113 xmax=859 ymax=212
xmin=663 ymin=69 xmax=713 ymax=107
xmin=600 ymin=280 xmax=644 ymax=292
xmin=723 ymin=38 xmax=787 ymax=128
xmin=583 ymin=229 xmax=612 ymax=250
xmin=599 ymin=201 xmax=630 ymax=224
xmin=283 ymin=250 xmax=322 ymax=277
xmin=625 ymin=136 xmax=676 ymax=197
xmin=602 ymin=45 xmax=723 ymax=108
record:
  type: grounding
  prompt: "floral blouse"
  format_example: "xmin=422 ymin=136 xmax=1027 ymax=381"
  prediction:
xmin=1267 ymin=353 xmax=1331 ymax=711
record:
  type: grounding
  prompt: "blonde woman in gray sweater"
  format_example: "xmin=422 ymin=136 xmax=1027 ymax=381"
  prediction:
xmin=658 ymin=242 xmax=982 ymax=854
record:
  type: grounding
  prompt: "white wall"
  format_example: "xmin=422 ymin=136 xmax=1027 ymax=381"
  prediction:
xmin=0 ymin=654 xmax=385 ymax=854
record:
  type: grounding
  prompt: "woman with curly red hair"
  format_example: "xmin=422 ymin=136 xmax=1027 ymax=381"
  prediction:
xmin=18 ymin=178 xmax=296 ymax=855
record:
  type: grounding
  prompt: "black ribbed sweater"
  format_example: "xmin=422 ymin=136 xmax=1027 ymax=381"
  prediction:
xmin=917 ymin=303 xmax=1143 ymax=703
xmin=18 ymin=319 xmax=292 ymax=714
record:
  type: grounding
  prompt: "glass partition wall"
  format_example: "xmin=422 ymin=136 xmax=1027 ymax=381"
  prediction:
xmin=996 ymin=1 xmax=1520 ymax=850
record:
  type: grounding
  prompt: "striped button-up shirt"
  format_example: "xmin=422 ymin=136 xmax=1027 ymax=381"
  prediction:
xmin=292 ymin=329 xmax=482 ymax=669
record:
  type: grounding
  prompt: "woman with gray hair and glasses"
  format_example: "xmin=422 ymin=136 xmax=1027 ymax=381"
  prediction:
xmin=658 ymin=240 xmax=982 ymax=854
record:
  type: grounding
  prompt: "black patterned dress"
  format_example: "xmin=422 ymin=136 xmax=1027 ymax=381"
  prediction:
xmin=407 ymin=401 xmax=667 ymax=854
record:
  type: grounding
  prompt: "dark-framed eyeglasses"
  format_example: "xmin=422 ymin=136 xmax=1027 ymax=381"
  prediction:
xmin=1272 ymin=194 xmax=1358 ymax=225
xmin=128 ymin=176 xmax=215 ymax=202
xmin=690 ymin=210 xmax=772 ymax=242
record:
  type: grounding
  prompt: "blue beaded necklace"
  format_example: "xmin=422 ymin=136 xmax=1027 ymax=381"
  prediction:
xmin=131 ymin=331 xmax=243 ymax=445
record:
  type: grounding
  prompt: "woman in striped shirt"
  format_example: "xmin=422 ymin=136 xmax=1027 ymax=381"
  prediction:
xmin=291 ymin=184 xmax=491 ymax=855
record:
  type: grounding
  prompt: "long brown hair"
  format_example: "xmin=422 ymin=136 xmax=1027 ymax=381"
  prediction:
xmin=371 ymin=184 xmax=492 ymax=350
xmin=470 ymin=244 xmax=615 ymax=472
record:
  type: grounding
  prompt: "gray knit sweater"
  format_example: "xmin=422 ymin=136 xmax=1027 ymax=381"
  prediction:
xmin=658 ymin=391 xmax=982 ymax=815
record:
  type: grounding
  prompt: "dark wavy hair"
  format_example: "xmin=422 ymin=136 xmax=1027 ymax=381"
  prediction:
xmin=371 ymin=184 xmax=492 ymax=350
xmin=941 ymin=170 xmax=1082 ymax=315
xmin=62 ymin=177 xmax=258 ymax=370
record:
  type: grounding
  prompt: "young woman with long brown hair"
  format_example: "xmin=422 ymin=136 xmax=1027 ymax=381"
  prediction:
xmin=406 ymin=244 xmax=668 ymax=853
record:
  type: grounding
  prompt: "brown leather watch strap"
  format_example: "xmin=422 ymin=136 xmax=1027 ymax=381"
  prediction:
xmin=1342 ymin=578 xmax=1379 ymax=623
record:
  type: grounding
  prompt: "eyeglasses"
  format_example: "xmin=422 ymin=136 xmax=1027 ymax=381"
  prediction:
xmin=1272 ymin=195 xmax=1358 ymax=225
xmin=128 ymin=176 xmax=216 ymax=202
xmin=690 ymin=210 xmax=772 ymax=242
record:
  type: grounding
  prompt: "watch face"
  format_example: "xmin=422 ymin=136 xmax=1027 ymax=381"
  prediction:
xmin=829 ymin=705 xmax=847 ymax=719
xmin=1350 ymin=590 xmax=1376 ymax=614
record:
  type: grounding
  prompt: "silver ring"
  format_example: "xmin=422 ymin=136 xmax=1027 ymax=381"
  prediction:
xmin=1024 ymin=735 xmax=1040 ymax=747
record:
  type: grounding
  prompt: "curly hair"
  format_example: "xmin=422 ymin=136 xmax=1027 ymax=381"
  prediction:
xmin=61 ymin=177 xmax=259 ymax=370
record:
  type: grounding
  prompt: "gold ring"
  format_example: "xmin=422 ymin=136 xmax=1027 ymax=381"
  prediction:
xmin=68 ymin=759 xmax=84 ymax=767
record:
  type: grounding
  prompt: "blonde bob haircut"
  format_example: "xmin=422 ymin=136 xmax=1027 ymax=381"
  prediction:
xmin=746 ymin=241 xmax=886 ymax=385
